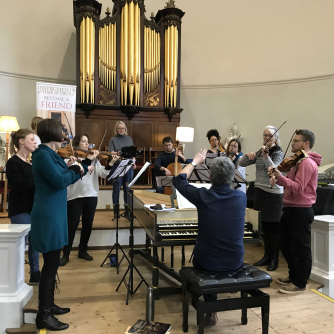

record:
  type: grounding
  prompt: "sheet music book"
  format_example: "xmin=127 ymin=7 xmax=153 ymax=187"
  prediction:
xmin=128 ymin=162 xmax=151 ymax=189
xmin=108 ymin=159 xmax=134 ymax=181
xmin=176 ymin=183 xmax=212 ymax=209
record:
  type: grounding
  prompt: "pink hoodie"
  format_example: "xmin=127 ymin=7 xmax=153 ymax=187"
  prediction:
xmin=276 ymin=152 xmax=322 ymax=207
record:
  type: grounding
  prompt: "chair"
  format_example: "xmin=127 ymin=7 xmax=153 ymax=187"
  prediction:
xmin=148 ymin=146 xmax=165 ymax=186
xmin=180 ymin=264 xmax=272 ymax=334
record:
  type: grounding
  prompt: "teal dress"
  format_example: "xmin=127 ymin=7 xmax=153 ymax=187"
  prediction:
xmin=30 ymin=145 xmax=90 ymax=253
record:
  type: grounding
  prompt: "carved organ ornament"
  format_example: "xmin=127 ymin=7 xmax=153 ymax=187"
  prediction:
xmin=73 ymin=0 xmax=185 ymax=120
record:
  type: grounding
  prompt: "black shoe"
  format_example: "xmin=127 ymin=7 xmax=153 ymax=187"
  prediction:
xmin=113 ymin=204 xmax=120 ymax=219
xmin=29 ymin=271 xmax=41 ymax=285
xmin=267 ymin=258 xmax=278 ymax=271
xmin=204 ymin=313 xmax=218 ymax=326
xmin=78 ymin=249 xmax=93 ymax=261
xmin=51 ymin=304 xmax=71 ymax=315
xmin=253 ymin=256 xmax=270 ymax=266
xmin=36 ymin=309 xmax=69 ymax=331
xmin=59 ymin=255 xmax=69 ymax=267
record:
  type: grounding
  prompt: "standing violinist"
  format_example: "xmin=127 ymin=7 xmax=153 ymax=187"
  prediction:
xmin=60 ymin=134 xmax=119 ymax=266
xmin=154 ymin=136 xmax=187 ymax=194
xmin=268 ymin=130 xmax=322 ymax=294
xmin=238 ymin=125 xmax=284 ymax=271
xmin=226 ymin=139 xmax=246 ymax=193
xmin=206 ymin=129 xmax=222 ymax=155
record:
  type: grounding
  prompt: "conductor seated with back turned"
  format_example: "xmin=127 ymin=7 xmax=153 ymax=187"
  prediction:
xmin=172 ymin=148 xmax=247 ymax=327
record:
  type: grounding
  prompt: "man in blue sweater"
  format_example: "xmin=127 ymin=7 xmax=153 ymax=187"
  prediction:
xmin=173 ymin=149 xmax=247 ymax=327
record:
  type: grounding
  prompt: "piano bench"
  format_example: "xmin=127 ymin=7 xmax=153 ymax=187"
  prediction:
xmin=179 ymin=263 xmax=272 ymax=334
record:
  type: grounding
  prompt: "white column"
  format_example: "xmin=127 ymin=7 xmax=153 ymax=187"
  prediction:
xmin=310 ymin=215 xmax=334 ymax=299
xmin=0 ymin=224 xmax=33 ymax=334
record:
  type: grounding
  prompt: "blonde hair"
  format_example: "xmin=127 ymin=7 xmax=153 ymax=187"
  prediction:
xmin=31 ymin=116 xmax=43 ymax=130
xmin=114 ymin=121 xmax=128 ymax=136
xmin=10 ymin=129 xmax=33 ymax=155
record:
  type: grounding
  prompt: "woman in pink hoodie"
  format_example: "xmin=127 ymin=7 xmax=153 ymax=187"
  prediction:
xmin=269 ymin=129 xmax=322 ymax=295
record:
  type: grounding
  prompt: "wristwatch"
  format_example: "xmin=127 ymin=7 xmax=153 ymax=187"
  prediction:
xmin=191 ymin=161 xmax=197 ymax=167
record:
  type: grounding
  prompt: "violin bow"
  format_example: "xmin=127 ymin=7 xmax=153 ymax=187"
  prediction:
xmin=98 ymin=129 xmax=107 ymax=151
xmin=63 ymin=112 xmax=75 ymax=156
xmin=255 ymin=120 xmax=287 ymax=157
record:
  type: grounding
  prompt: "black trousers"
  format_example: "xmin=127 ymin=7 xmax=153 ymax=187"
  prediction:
xmin=193 ymin=257 xmax=217 ymax=302
xmin=39 ymin=249 xmax=61 ymax=310
xmin=279 ymin=207 xmax=314 ymax=289
xmin=63 ymin=197 xmax=98 ymax=256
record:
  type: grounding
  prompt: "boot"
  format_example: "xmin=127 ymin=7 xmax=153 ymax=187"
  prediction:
xmin=253 ymin=230 xmax=271 ymax=266
xmin=78 ymin=249 xmax=93 ymax=261
xmin=204 ymin=313 xmax=218 ymax=326
xmin=267 ymin=232 xmax=279 ymax=271
xmin=29 ymin=271 xmax=41 ymax=285
xmin=36 ymin=307 xmax=69 ymax=331
xmin=113 ymin=204 xmax=120 ymax=219
xmin=51 ymin=303 xmax=71 ymax=315
xmin=59 ymin=254 xmax=69 ymax=266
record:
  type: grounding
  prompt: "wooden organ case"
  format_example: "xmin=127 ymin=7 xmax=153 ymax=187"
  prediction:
xmin=73 ymin=0 xmax=185 ymax=148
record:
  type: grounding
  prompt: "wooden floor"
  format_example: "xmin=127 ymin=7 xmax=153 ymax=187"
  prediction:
xmin=23 ymin=244 xmax=334 ymax=334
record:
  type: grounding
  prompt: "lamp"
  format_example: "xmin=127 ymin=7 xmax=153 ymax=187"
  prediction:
xmin=0 ymin=116 xmax=20 ymax=215
xmin=176 ymin=127 xmax=194 ymax=155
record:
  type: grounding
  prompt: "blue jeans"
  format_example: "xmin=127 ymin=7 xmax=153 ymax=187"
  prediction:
xmin=112 ymin=169 xmax=134 ymax=204
xmin=10 ymin=213 xmax=40 ymax=273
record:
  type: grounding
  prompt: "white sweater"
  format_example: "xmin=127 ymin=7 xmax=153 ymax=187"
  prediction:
xmin=66 ymin=159 xmax=110 ymax=201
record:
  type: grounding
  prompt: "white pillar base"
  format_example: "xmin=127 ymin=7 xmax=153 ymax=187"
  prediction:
xmin=0 ymin=284 xmax=33 ymax=333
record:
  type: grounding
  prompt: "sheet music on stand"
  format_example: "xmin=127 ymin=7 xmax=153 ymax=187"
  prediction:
xmin=188 ymin=164 xmax=210 ymax=182
xmin=128 ymin=162 xmax=151 ymax=189
xmin=155 ymin=176 xmax=173 ymax=188
xmin=205 ymin=152 xmax=226 ymax=167
xmin=176 ymin=184 xmax=212 ymax=209
xmin=108 ymin=159 xmax=134 ymax=181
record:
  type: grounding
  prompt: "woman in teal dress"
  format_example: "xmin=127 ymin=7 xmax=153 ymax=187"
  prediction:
xmin=30 ymin=119 xmax=98 ymax=331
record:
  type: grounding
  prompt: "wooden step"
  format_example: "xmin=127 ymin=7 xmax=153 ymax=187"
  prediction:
xmin=23 ymin=286 xmax=38 ymax=314
xmin=5 ymin=324 xmax=37 ymax=334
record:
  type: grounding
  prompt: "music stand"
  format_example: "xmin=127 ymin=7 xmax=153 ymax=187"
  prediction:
xmin=205 ymin=152 xmax=226 ymax=167
xmin=116 ymin=162 xmax=151 ymax=304
xmin=188 ymin=164 xmax=210 ymax=183
xmin=233 ymin=169 xmax=248 ymax=190
xmin=100 ymin=159 xmax=135 ymax=272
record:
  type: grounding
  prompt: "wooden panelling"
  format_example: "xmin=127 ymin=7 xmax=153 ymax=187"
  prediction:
xmin=131 ymin=121 xmax=153 ymax=147
xmin=76 ymin=118 xmax=103 ymax=147
xmin=155 ymin=122 xmax=177 ymax=146
xmin=104 ymin=119 xmax=131 ymax=150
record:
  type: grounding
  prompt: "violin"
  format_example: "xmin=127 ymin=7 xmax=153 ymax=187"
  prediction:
xmin=277 ymin=150 xmax=304 ymax=172
xmin=57 ymin=146 xmax=100 ymax=159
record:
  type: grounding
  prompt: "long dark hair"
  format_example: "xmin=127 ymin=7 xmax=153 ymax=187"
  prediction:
xmin=226 ymin=139 xmax=242 ymax=156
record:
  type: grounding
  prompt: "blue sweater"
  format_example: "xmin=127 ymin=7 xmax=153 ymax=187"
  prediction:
xmin=30 ymin=145 xmax=90 ymax=253
xmin=173 ymin=174 xmax=247 ymax=271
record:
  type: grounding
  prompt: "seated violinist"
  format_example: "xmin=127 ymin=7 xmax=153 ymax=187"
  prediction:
xmin=60 ymin=134 xmax=119 ymax=266
xmin=172 ymin=149 xmax=247 ymax=326
xmin=154 ymin=136 xmax=188 ymax=193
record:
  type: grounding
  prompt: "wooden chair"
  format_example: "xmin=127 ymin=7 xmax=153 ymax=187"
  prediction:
xmin=148 ymin=146 xmax=165 ymax=186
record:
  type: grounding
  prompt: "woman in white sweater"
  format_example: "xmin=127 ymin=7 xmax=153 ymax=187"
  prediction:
xmin=60 ymin=134 xmax=118 ymax=266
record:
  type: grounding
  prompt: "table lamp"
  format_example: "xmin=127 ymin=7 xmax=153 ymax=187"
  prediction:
xmin=0 ymin=116 xmax=20 ymax=215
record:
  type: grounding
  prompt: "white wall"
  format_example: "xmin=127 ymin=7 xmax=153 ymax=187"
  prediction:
xmin=1 ymin=0 xmax=334 ymax=179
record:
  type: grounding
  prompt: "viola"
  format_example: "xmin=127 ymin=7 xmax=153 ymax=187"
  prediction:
xmin=277 ymin=150 xmax=304 ymax=172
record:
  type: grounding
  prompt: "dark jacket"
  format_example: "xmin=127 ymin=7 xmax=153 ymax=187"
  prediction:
xmin=173 ymin=174 xmax=247 ymax=271
xmin=30 ymin=145 xmax=90 ymax=253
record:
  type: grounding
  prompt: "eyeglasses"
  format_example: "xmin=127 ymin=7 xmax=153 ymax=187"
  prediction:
xmin=210 ymin=139 xmax=218 ymax=142
xmin=117 ymin=127 xmax=126 ymax=130
xmin=292 ymin=139 xmax=304 ymax=144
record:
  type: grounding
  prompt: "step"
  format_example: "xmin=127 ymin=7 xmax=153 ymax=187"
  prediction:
xmin=5 ymin=324 xmax=37 ymax=334
xmin=23 ymin=286 xmax=38 ymax=325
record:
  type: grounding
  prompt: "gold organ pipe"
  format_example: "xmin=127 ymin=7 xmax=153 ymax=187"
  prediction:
xmin=80 ymin=21 xmax=83 ymax=102
xmin=85 ymin=17 xmax=90 ymax=103
xmin=108 ymin=24 xmax=111 ymax=89
xmin=106 ymin=24 xmax=108 ymax=88
xmin=158 ymin=33 xmax=160 ymax=84
xmin=129 ymin=1 xmax=134 ymax=105
xmin=165 ymin=26 xmax=169 ymax=107
xmin=134 ymin=3 xmax=138 ymax=105
xmin=169 ymin=26 xmax=174 ymax=107
xmin=174 ymin=26 xmax=178 ymax=108
xmin=124 ymin=3 xmax=128 ymax=105
xmin=144 ymin=27 xmax=146 ymax=92
xmin=91 ymin=17 xmax=95 ymax=103
xmin=98 ymin=26 xmax=101 ymax=84
xmin=82 ymin=18 xmax=86 ymax=103
xmin=101 ymin=25 xmax=104 ymax=86
xmin=111 ymin=24 xmax=114 ymax=90
xmin=104 ymin=24 xmax=107 ymax=88
xmin=120 ymin=8 xmax=124 ymax=104
xmin=113 ymin=23 xmax=116 ymax=90
xmin=137 ymin=5 xmax=140 ymax=105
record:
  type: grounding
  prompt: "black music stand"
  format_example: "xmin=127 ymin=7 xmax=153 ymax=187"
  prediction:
xmin=233 ymin=169 xmax=248 ymax=190
xmin=116 ymin=163 xmax=151 ymax=304
xmin=100 ymin=159 xmax=134 ymax=272
xmin=188 ymin=164 xmax=210 ymax=183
